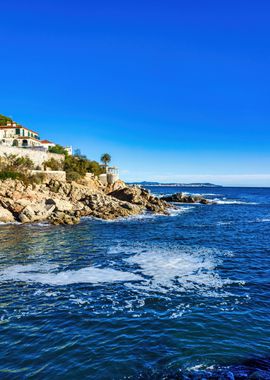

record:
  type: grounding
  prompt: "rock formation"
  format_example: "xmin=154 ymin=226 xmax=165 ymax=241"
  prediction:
xmin=0 ymin=178 xmax=170 ymax=225
xmin=109 ymin=186 xmax=170 ymax=213
xmin=161 ymin=192 xmax=214 ymax=204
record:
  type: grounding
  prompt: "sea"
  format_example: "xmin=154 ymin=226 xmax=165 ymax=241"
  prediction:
xmin=0 ymin=186 xmax=270 ymax=379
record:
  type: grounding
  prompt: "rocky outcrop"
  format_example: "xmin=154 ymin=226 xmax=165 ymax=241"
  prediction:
xmin=0 ymin=179 xmax=169 ymax=225
xmin=109 ymin=186 xmax=170 ymax=213
xmin=161 ymin=192 xmax=213 ymax=204
xmin=0 ymin=207 xmax=15 ymax=223
xmin=18 ymin=203 xmax=55 ymax=223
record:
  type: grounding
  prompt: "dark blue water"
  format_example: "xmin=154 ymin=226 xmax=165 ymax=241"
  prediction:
xmin=1 ymin=187 xmax=270 ymax=379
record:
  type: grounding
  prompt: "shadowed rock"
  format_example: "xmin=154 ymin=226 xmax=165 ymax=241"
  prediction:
xmin=161 ymin=192 xmax=214 ymax=204
xmin=109 ymin=186 xmax=170 ymax=213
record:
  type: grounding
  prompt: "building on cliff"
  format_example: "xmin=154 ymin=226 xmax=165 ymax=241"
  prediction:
xmin=0 ymin=122 xmax=41 ymax=148
xmin=0 ymin=122 xmax=72 ymax=155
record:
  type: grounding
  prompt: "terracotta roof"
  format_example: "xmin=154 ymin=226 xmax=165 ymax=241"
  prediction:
xmin=41 ymin=140 xmax=54 ymax=144
xmin=0 ymin=125 xmax=39 ymax=135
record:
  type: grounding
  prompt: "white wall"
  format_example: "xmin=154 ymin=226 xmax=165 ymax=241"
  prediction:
xmin=0 ymin=145 xmax=64 ymax=168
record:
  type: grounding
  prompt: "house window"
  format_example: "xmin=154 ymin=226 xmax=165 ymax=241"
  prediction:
xmin=15 ymin=128 xmax=20 ymax=135
xmin=28 ymin=132 xmax=30 ymax=137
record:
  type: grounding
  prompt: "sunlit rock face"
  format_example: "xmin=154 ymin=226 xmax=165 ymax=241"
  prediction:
xmin=0 ymin=179 xmax=168 ymax=224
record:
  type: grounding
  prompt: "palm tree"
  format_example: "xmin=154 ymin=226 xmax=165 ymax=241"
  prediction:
xmin=100 ymin=153 xmax=111 ymax=169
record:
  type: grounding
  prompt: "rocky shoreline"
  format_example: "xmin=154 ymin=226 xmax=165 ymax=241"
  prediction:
xmin=0 ymin=178 xmax=170 ymax=225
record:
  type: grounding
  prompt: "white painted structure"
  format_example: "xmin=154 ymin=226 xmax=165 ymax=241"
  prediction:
xmin=0 ymin=145 xmax=64 ymax=169
xmin=98 ymin=166 xmax=119 ymax=185
xmin=0 ymin=122 xmax=42 ymax=148
xmin=0 ymin=122 xmax=73 ymax=155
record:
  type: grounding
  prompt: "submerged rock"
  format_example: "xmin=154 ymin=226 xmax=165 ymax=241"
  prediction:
xmin=161 ymin=192 xmax=213 ymax=204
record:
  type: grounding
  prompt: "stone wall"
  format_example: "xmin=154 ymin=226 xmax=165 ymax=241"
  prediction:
xmin=0 ymin=145 xmax=64 ymax=168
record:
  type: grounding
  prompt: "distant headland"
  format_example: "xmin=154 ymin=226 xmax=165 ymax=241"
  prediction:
xmin=128 ymin=181 xmax=223 ymax=188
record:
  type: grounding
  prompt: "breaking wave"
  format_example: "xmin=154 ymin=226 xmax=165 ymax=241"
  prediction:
xmin=0 ymin=263 xmax=142 ymax=286
xmin=213 ymin=198 xmax=257 ymax=205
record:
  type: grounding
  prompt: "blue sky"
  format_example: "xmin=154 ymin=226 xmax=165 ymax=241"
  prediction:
xmin=0 ymin=0 xmax=270 ymax=186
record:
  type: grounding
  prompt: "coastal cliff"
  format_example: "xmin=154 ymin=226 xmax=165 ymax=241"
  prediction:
xmin=0 ymin=178 xmax=170 ymax=225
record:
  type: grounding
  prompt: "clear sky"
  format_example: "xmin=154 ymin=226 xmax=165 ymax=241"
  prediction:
xmin=1 ymin=0 xmax=270 ymax=186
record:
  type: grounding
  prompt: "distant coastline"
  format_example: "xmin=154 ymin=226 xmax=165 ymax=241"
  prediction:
xmin=127 ymin=181 xmax=223 ymax=188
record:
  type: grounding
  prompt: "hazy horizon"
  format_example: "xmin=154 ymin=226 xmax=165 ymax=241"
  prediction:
xmin=122 ymin=174 xmax=270 ymax=187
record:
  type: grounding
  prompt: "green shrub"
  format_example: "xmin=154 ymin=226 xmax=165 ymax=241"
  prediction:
xmin=0 ymin=171 xmax=46 ymax=186
xmin=0 ymin=114 xmax=13 ymax=126
xmin=64 ymin=156 xmax=87 ymax=178
xmin=86 ymin=160 xmax=105 ymax=175
xmin=63 ymin=154 xmax=105 ymax=182
xmin=30 ymin=173 xmax=45 ymax=185
xmin=0 ymin=154 xmax=34 ymax=172
xmin=0 ymin=171 xmax=23 ymax=180
xmin=48 ymin=144 xmax=68 ymax=156
xmin=44 ymin=158 xmax=63 ymax=171
xmin=66 ymin=171 xmax=82 ymax=182
xmin=0 ymin=154 xmax=39 ymax=185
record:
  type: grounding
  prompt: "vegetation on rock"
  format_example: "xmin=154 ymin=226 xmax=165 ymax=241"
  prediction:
xmin=0 ymin=154 xmax=43 ymax=185
xmin=48 ymin=144 xmax=68 ymax=156
xmin=0 ymin=114 xmax=13 ymax=126
xmin=64 ymin=156 xmax=104 ymax=181
xmin=44 ymin=158 xmax=64 ymax=171
xmin=45 ymin=146 xmax=106 ymax=181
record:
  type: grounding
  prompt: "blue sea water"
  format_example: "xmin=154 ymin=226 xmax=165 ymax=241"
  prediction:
xmin=0 ymin=186 xmax=270 ymax=379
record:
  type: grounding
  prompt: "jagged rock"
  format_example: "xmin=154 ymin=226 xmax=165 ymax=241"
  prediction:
xmin=18 ymin=203 xmax=55 ymax=223
xmin=46 ymin=198 xmax=73 ymax=212
xmin=105 ymin=180 xmax=127 ymax=194
xmin=0 ymin=178 xmax=171 ymax=225
xmin=161 ymin=192 xmax=212 ymax=204
xmin=49 ymin=212 xmax=80 ymax=225
xmin=109 ymin=186 xmax=170 ymax=213
xmin=82 ymin=192 xmax=143 ymax=220
xmin=0 ymin=207 xmax=15 ymax=223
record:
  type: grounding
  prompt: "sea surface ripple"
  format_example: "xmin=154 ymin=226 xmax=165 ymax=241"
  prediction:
xmin=0 ymin=186 xmax=270 ymax=379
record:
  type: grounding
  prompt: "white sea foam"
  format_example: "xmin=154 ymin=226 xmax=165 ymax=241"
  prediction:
xmin=200 ymin=193 xmax=220 ymax=196
xmin=0 ymin=243 xmax=238 ymax=302
xmin=255 ymin=218 xmax=270 ymax=222
xmin=94 ymin=208 xmax=192 ymax=223
xmin=189 ymin=192 xmax=220 ymax=197
xmin=125 ymin=245 xmax=232 ymax=294
xmin=0 ymin=263 xmax=142 ymax=286
xmin=0 ymin=221 xmax=20 ymax=225
xmin=168 ymin=206 xmax=194 ymax=216
xmin=216 ymin=221 xmax=233 ymax=226
xmin=213 ymin=198 xmax=257 ymax=205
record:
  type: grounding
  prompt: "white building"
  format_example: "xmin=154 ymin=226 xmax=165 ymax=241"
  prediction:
xmin=40 ymin=140 xmax=56 ymax=150
xmin=0 ymin=122 xmax=42 ymax=148
xmin=65 ymin=146 xmax=73 ymax=155
xmin=0 ymin=122 xmax=73 ymax=155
